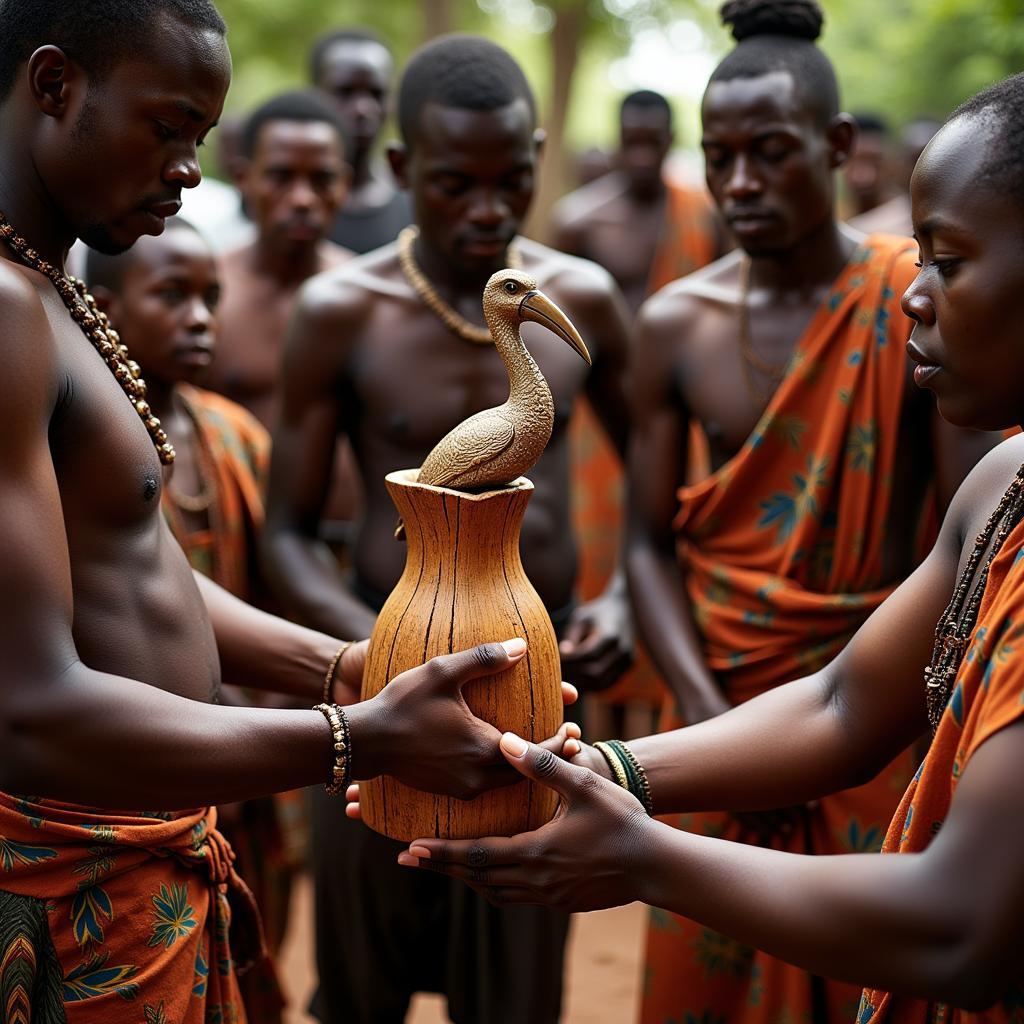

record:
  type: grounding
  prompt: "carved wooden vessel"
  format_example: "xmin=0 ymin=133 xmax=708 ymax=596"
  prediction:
xmin=359 ymin=469 xmax=563 ymax=841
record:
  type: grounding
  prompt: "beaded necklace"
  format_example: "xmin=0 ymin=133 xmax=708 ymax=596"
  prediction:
xmin=924 ymin=462 xmax=1024 ymax=734
xmin=397 ymin=225 xmax=522 ymax=346
xmin=0 ymin=211 xmax=175 ymax=465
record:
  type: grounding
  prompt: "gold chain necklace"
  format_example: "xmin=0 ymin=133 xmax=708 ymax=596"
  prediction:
xmin=738 ymin=258 xmax=788 ymax=402
xmin=924 ymin=462 xmax=1024 ymax=734
xmin=397 ymin=225 xmax=522 ymax=346
xmin=0 ymin=212 xmax=175 ymax=464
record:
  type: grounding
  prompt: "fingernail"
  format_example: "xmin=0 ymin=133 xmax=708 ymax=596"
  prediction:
xmin=500 ymin=731 xmax=528 ymax=757
xmin=502 ymin=638 xmax=527 ymax=658
xmin=559 ymin=640 xmax=571 ymax=652
xmin=397 ymin=853 xmax=418 ymax=867
xmin=409 ymin=844 xmax=432 ymax=859
xmin=567 ymin=723 xmax=581 ymax=739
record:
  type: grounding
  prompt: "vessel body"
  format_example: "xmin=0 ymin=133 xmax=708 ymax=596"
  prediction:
xmin=359 ymin=469 xmax=563 ymax=841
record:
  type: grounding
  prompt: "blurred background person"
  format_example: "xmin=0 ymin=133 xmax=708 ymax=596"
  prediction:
xmin=852 ymin=115 xmax=942 ymax=236
xmin=553 ymin=89 xmax=729 ymax=741
xmin=310 ymin=27 xmax=412 ymax=252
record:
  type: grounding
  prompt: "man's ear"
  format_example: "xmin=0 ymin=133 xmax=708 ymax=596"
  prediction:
xmin=387 ymin=141 xmax=409 ymax=189
xmin=827 ymin=114 xmax=857 ymax=170
xmin=27 ymin=45 xmax=82 ymax=119
xmin=533 ymin=128 xmax=547 ymax=156
xmin=231 ymin=156 xmax=251 ymax=192
xmin=90 ymin=284 xmax=119 ymax=322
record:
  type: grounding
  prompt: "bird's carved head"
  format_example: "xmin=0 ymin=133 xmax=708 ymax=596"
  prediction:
xmin=484 ymin=269 xmax=592 ymax=365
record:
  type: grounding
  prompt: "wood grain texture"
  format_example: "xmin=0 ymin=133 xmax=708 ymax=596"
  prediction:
xmin=360 ymin=469 xmax=563 ymax=841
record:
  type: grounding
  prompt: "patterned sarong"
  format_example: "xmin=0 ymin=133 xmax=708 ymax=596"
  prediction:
xmin=0 ymin=797 xmax=268 ymax=1022
xmin=163 ymin=384 xmax=269 ymax=602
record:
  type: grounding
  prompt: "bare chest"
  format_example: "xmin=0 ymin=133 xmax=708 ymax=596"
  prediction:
xmin=209 ymin=284 xmax=295 ymax=409
xmin=680 ymin=301 xmax=822 ymax=468
xmin=351 ymin=313 xmax=588 ymax=461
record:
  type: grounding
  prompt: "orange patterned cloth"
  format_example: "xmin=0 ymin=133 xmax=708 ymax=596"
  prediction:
xmin=0 ymin=796 xmax=267 ymax=1023
xmin=642 ymin=235 xmax=923 ymax=1024
xmin=859 ymin=512 xmax=1024 ymax=1024
xmin=163 ymin=384 xmax=269 ymax=602
xmin=570 ymin=178 xmax=720 ymax=707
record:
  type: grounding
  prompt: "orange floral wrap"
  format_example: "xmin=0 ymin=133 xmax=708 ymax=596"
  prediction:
xmin=859 ymin=516 xmax=1024 ymax=1024
xmin=0 ymin=796 xmax=269 ymax=1023
xmin=643 ymin=235 xmax=923 ymax=1024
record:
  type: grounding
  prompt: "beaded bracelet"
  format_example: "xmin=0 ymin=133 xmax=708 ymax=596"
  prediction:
xmin=313 ymin=702 xmax=351 ymax=796
xmin=322 ymin=641 xmax=355 ymax=704
xmin=593 ymin=739 xmax=654 ymax=815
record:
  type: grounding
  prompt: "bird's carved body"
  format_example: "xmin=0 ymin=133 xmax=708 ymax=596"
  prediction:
xmin=416 ymin=269 xmax=590 ymax=493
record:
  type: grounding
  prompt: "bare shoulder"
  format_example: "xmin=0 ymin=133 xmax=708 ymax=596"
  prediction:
xmin=551 ymin=173 xmax=626 ymax=230
xmin=291 ymin=243 xmax=404 ymax=346
xmin=320 ymin=239 xmax=355 ymax=269
xmin=0 ymin=260 xmax=57 ymax=369
xmin=636 ymin=249 xmax=743 ymax=344
xmin=520 ymin=237 xmax=618 ymax=307
xmin=0 ymin=260 xmax=59 ymax=424
xmin=945 ymin=434 xmax=1024 ymax=549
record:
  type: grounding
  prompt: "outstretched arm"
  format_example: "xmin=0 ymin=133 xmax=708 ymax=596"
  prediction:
xmin=406 ymin=721 xmax=1024 ymax=1010
xmin=262 ymin=276 xmax=376 ymax=640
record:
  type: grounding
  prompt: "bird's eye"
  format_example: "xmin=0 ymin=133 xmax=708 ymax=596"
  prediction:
xmin=504 ymin=281 xmax=518 ymax=294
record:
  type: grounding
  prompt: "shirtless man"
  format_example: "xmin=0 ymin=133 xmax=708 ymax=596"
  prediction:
xmin=310 ymin=28 xmax=411 ymax=253
xmin=263 ymin=34 xmax=631 ymax=1024
xmin=624 ymin=2 xmax=999 ymax=1023
xmin=553 ymin=89 xmax=726 ymax=315
xmin=0 ymin=5 xmax=574 ymax=1019
xmin=205 ymin=89 xmax=352 ymax=429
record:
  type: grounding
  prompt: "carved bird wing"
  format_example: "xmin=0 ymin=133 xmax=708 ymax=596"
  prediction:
xmin=423 ymin=414 xmax=517 ymax=489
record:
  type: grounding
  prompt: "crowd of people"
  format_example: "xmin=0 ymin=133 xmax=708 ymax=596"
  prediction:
xmin=1 ymin=0 xmax=1023 ymax=1023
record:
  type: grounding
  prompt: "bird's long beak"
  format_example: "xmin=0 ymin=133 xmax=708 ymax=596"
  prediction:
xmin=519 ymin=290 xmax=591 ymax=365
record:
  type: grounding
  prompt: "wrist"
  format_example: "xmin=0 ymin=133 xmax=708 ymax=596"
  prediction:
xmin=631 ymin=816 xmax=681 ymax=908
xmin=343 ymin=694 xmax=391 ymax=781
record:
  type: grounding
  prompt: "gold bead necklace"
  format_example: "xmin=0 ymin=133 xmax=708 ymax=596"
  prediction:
xmin=0 ymin=211 xmax=175 ymax=464
xmin=397 ymin=225 xmax=522 ymax=346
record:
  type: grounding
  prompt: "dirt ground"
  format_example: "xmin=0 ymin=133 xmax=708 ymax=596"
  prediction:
xmin=278 ymin=872 xmax=647 ymax=1023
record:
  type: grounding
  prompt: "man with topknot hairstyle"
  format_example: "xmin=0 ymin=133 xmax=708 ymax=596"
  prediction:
xmin=263 ymin=32 xmax=633 ymax=1024
xmin=626 ymin=2 xmax=998 ymax=1023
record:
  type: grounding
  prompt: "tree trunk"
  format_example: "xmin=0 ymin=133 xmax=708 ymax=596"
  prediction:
xmin=421 ymin=0 xmax=456 ymax=41
xmin=526 ymin=1 xmax=586 ymax=243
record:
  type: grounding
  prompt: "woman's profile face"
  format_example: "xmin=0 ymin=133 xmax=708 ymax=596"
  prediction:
xmin=902 ymin=112 xmax=1024 ymax=432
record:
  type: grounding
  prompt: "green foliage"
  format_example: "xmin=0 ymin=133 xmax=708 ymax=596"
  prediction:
xmin=823 ymin=0 xmax=1024 ymax=125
